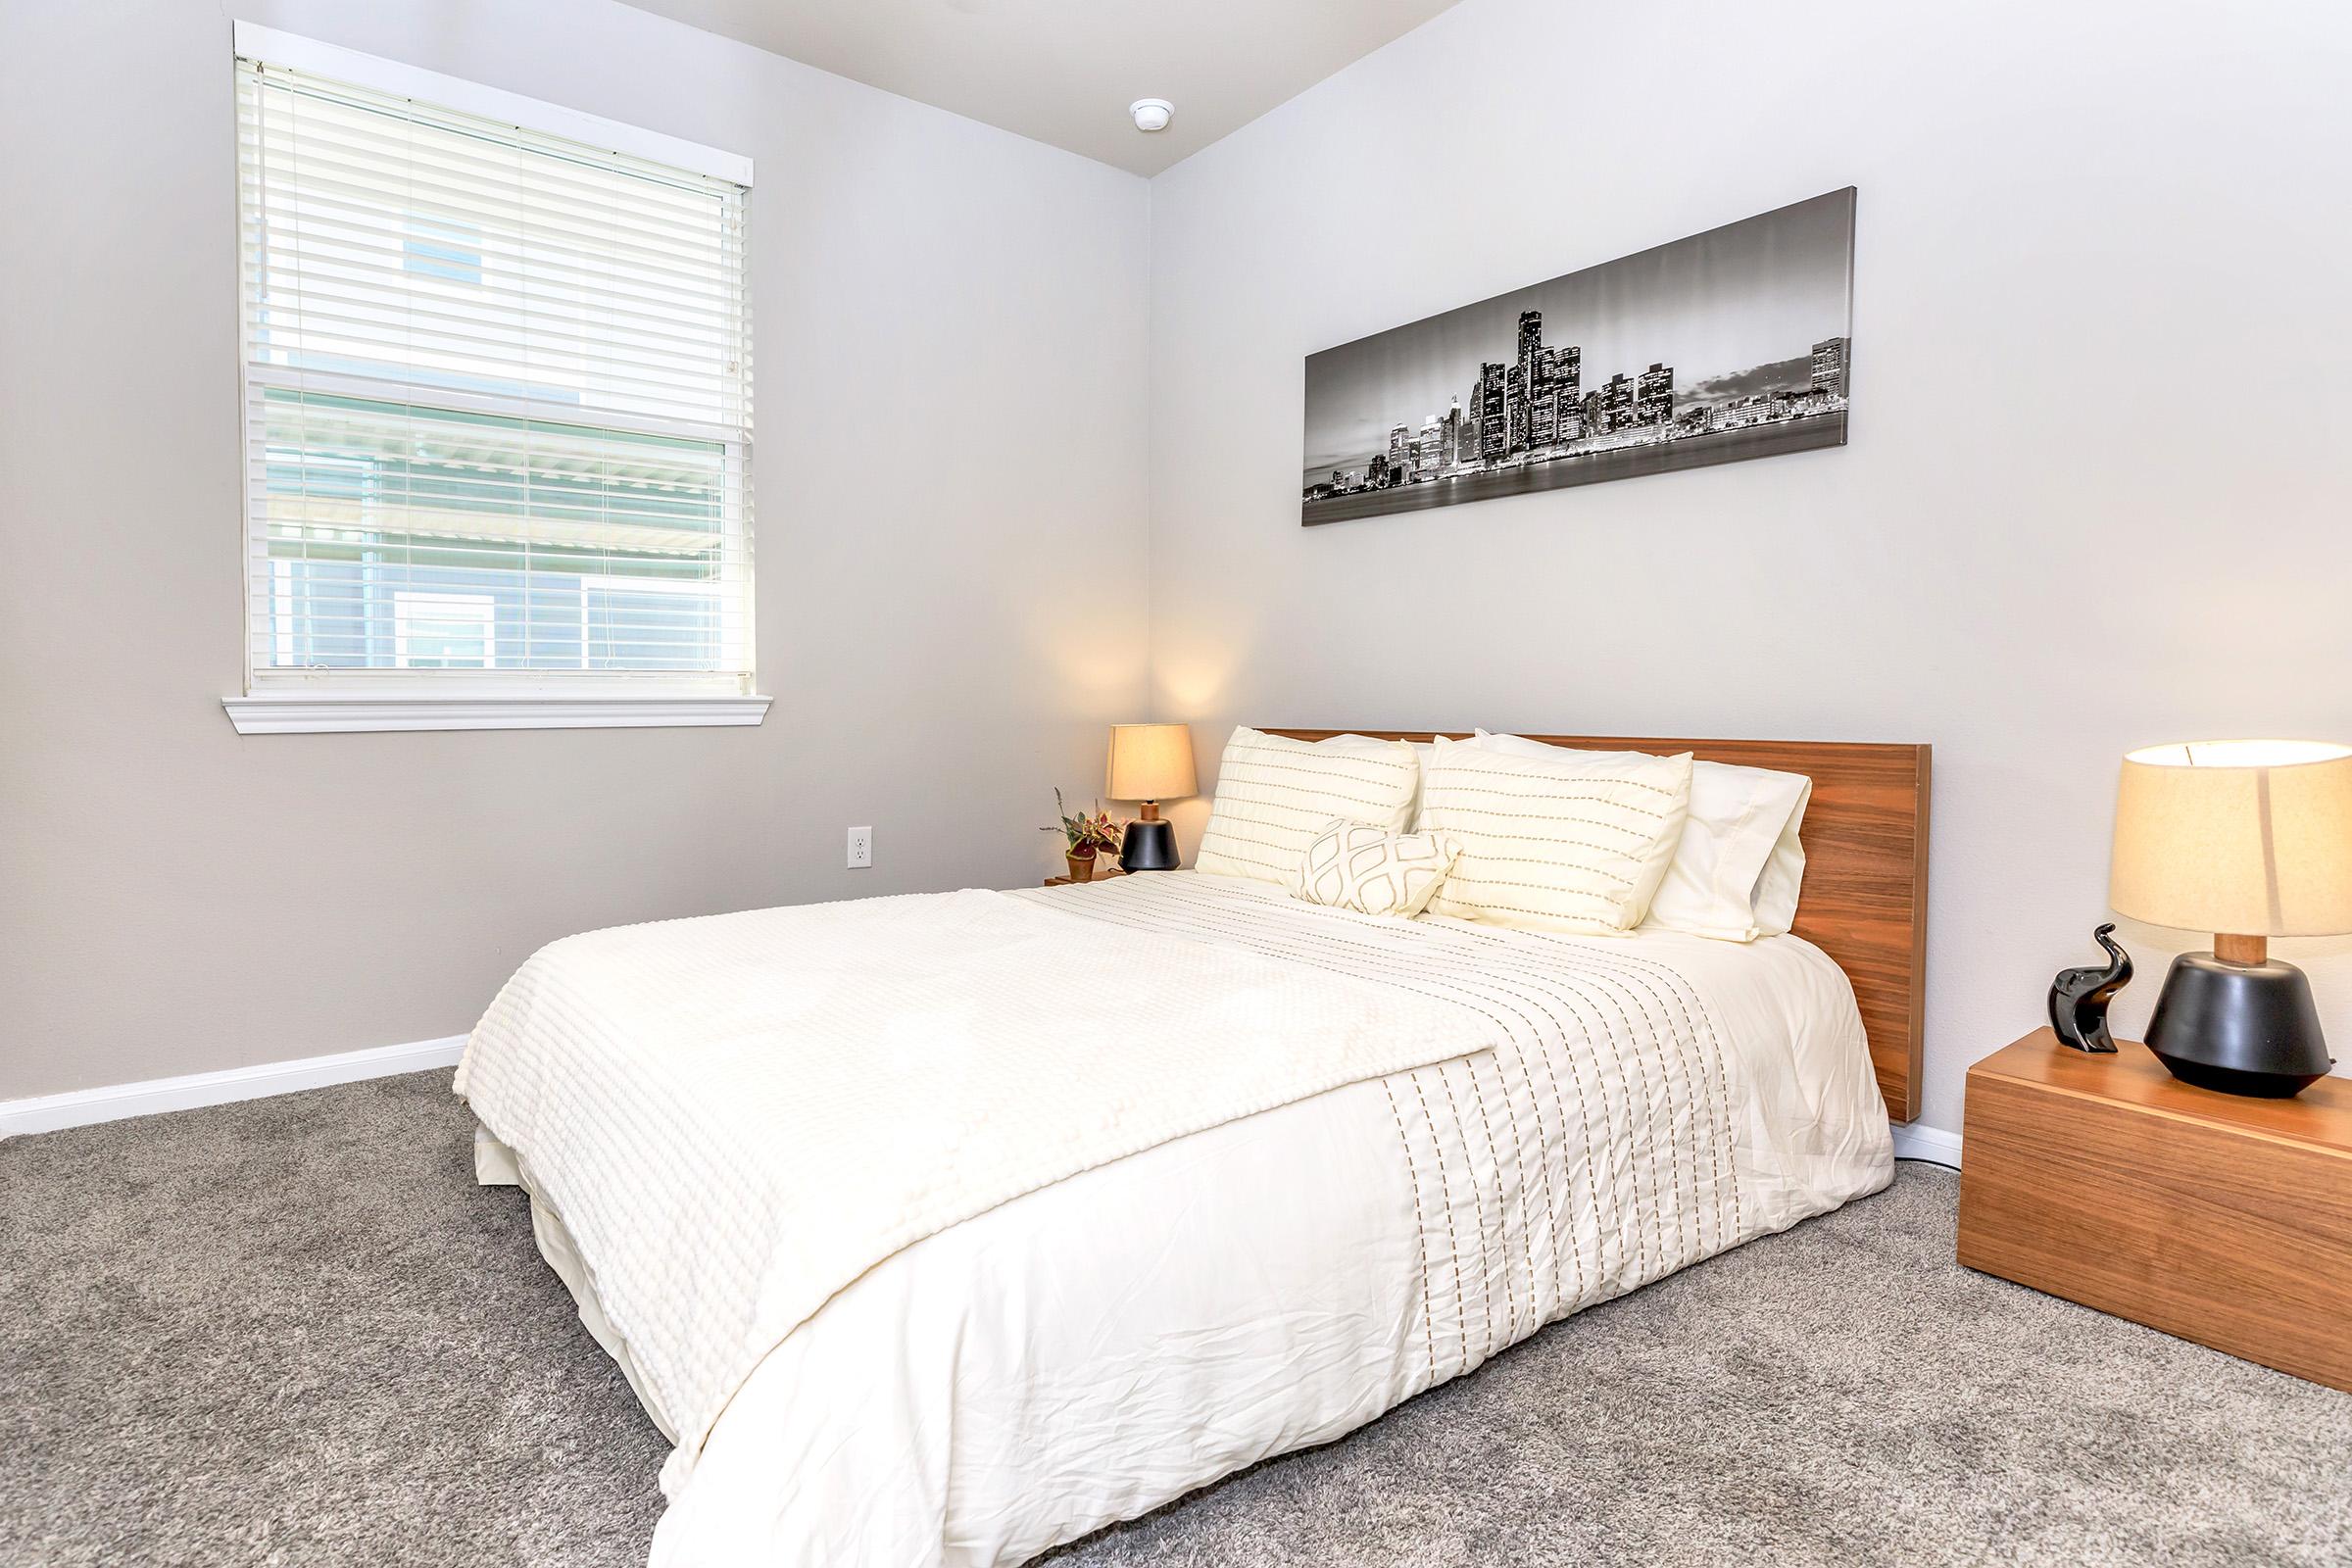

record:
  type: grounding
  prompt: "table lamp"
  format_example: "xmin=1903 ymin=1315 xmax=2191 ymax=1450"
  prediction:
xmin=2109 ymin=739 xmax=2352 ymax=1097
xmin=1107 ymin=723 xmax=1197 ymax=872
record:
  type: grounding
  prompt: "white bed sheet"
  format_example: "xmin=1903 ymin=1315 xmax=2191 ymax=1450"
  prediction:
xmin=473 ymin=872 xmax=1890 ymax=1568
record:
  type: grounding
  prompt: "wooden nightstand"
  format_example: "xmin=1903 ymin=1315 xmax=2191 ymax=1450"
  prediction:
xmin=1042 ymin=868 xmax=1125 ymax=887
xmin=1958 ymin=1028 xmax=2352 ymax=1391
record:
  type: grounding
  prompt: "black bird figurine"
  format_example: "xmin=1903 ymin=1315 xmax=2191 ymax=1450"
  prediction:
xmin=2048 ymin=923 xmax=2132 ymax=1053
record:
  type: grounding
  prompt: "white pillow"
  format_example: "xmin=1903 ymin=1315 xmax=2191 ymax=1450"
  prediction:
xmin=1745 ymin=804 xmax=1809 ymax=938
xmin=1322 ymin=734 xmax=1438 ymax=821
xmin=1193 ymin=728 xmax=1421 ymax=885
xmin=1294 ymin=820 xmax=1460 ymax=917
xmin=1469 ymin=731 xmax=1810 ymax=941
xmin=1418 ymin=736 xmax=1692 ymax=934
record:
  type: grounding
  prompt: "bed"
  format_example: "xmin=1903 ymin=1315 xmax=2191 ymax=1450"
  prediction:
xmin=455 ymin=732 xmax=1931 ymax=1568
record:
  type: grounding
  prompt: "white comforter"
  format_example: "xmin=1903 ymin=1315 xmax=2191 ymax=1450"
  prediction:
xmin=460 ymin=872 xmax=1891 ymax=1568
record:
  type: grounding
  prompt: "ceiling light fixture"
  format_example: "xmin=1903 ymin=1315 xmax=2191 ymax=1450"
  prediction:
xmin=1128 ymin=98 xmax=1174 ymax=133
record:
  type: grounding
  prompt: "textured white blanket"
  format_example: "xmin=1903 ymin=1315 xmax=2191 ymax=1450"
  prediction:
xmin=455 ymin=887 xmax=1500 ymax=1467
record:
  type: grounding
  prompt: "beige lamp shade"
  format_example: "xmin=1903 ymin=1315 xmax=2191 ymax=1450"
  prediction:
xmin=2109 ymin=739 xmax=2352 ymax=937
xmin=1105 ymin=723 xmax=1197 ymax=803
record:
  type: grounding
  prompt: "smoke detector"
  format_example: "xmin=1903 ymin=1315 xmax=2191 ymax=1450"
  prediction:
xmin=1128 ymin=99 xmax=1175 ymax=133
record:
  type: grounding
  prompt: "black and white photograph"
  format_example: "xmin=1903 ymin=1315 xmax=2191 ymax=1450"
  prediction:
xmin=1301 ymin=187 xmax=1855 ymax=525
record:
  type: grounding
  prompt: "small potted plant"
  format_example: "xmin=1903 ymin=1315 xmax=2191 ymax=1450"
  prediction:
xmin=1044 ymin=789 xmax=1123 ymax=882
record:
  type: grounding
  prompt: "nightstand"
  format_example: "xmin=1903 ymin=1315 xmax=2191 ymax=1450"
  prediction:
xmin=1957 ymin=1027 xmax=2352 ymax=1391
xmin=1042 ymin=868 xmax=1126 ymax=888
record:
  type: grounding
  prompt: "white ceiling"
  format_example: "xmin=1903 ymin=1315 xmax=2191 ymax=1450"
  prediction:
xmin=616 ymin=0 xmax=1465 ymax=175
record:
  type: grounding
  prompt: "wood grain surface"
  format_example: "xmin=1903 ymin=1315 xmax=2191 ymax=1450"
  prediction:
xmin=1958 ymin=1028 xmax=2352 ymax=1392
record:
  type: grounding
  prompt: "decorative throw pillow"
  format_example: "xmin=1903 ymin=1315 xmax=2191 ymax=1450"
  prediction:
xmin=1468 ymin=732 xmax=1810 ymax=941
xmin=1294 ymin=820 xmax=1461 ymax=917
xmin=1194 ymin=728 xmax=1421 ymax=886
xmin=1419 ymin=735 xmax=1692 ymax=934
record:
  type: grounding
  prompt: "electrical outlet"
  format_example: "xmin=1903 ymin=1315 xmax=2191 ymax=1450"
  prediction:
xmin=847 ymin=826 xmax=872 ymax=869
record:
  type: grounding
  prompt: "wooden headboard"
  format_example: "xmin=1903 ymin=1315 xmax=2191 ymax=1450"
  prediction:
xmin=1264 ymin=731 xmax=1932 ymax=1124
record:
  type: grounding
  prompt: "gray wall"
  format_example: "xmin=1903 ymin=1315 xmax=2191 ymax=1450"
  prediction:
xmin=11 ymin=0 xmax=2348 ymax=1132
xmin=0 ymin=0 xmax=1152 ymax=1099
xmin=1144 ymin=0 xmax=2352 ymax=1133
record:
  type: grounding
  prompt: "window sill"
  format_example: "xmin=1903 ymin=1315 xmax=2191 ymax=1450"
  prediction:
xmin=221 ymin=691 xmax=772 ymax=735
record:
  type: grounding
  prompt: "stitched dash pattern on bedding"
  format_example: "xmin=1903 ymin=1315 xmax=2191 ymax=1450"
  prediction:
xmin=1010 ymin=876 xmax=1746 ymax=1390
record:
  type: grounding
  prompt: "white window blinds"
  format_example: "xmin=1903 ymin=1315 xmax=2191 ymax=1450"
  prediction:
xmin=234 ymin=42 xmax=754 ymax=696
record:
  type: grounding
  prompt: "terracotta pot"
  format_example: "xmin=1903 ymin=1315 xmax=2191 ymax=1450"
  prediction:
xmin=1065 ymin=852 xmax=1097 ymax=883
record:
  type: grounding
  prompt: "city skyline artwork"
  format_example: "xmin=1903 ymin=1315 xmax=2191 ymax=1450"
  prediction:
xmin=1301 ymin=188 xmax=1855 ymax=525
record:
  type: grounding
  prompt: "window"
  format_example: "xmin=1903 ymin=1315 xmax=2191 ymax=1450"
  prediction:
xmin=226 ymin=25 xmax=763 ymax=733
xmin=392 ymin=592 xmax=496 ymax=668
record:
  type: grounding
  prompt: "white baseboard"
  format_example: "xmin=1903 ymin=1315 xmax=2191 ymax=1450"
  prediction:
xmin=1891 ymin=1121 xmax=1963 ymax=1169
xmin=0 ymin=1035 xmax=467 ymax=1139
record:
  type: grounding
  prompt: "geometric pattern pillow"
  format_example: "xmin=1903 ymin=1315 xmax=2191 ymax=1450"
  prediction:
xmin=1294 ymin=820 xmax=1461 ymax=917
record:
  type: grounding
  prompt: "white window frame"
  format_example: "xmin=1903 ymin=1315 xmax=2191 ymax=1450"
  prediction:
xmin=574 ymin=573 xmax=728 ymax=672
xmin=221 ymin=23 xmax=768 ymax=735
xmin=391 ymin=591 xmax=498 ymax=670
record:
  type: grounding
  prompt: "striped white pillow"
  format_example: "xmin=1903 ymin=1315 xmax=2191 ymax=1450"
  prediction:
xmin=1419 ymin=735 xmax=1692 ymax=934
xmin=1194 ymin=728 xmax=1420 ymax=886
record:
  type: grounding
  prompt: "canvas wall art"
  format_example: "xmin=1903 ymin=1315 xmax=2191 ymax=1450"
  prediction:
xmin=1300 ymin=187 xmax=1855 ymax=525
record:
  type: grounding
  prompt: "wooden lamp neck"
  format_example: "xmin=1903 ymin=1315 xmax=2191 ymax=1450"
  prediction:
xmin=1137 ymin=801 xmax=1162 ymax=821
xmin=2214 ymin=933 xmax=2268 ymax=966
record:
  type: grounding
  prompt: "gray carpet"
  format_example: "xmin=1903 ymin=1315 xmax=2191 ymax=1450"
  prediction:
xmin=3 ymin=1075 xmax=2346 ymax=1568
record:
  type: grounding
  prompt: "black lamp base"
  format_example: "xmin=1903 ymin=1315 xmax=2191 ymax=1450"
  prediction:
xmin=2144 ymin=952 xmax=2335 ymax=1099
xmin=1119 ymin=817 xmax=1180 ymax=873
